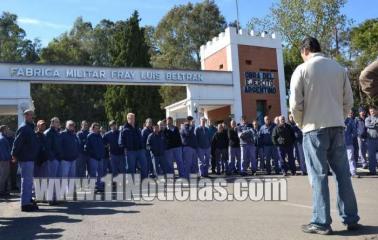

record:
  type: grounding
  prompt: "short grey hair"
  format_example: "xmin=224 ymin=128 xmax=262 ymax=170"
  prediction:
xmin=66 ymin=120 xmax=75 ymax=128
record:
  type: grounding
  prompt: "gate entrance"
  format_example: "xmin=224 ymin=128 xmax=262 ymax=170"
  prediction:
xmin=0 ymin=27 xmax=287 ymax=126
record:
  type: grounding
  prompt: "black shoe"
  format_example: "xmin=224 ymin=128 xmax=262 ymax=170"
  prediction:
xmin=346 ymin=223 xmax=362 ymax=231
xmin=302 ymin=172 xmax=308 ymax=176
xmin=95 ymin=188 xmax=105 ymax=193
xmin=0 ymin=192 xmax=11 ymax=198
xmin=291 ymin=171 xmax=297 ymax=176
xmin=301 ymin=224 xmax=332 ymax=235
xmin=21 ymin=204 xmax=39 ymax=212
xmin=211 ymin=170 xmax=216 ymax=174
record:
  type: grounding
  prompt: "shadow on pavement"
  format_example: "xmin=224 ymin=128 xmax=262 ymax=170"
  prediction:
xmin=0 ymin=201 xmax=152 ymax=239
xmin=36 ymin=201 xmax=152 ymax=215
xmin=333 ymin=225 xmax=378 ymax=237
xmin=0 ymin=215 xmax=80 ymax=240
xmin=211 ymin=174 xmax=292 ymax=183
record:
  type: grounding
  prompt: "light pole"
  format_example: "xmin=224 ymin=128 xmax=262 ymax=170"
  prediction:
xmin=236 ymin=0 xmax=240 ymax=31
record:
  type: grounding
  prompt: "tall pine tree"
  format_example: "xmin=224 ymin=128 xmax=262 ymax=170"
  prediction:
xmin=104 ymin=11 xmax=163 ymax=125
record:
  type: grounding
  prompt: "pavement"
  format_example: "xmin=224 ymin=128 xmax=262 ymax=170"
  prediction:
xmin=1 ymin=171 xmax=378 ymax=240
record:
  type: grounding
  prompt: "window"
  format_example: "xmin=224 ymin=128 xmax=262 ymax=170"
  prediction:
xmin=245 ymin=60 xmax=252 ymax=65
xmin=219 ymin=64 xmax=224 ymax=70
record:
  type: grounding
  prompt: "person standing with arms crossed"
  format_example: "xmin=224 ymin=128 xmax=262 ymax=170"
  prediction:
xmin=290 ymin=37 xmax=360 ymax=234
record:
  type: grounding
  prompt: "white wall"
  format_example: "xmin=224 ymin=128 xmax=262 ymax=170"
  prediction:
xmin=0 ymin=80 xmax=32 ymax=126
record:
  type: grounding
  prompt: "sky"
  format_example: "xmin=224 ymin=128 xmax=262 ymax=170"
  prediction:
xmin=1 ymin=0 xmax=377 ymax=46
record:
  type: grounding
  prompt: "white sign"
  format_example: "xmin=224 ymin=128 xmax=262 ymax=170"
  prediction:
xmin=0 ymin=63 xmax=233 ymax=86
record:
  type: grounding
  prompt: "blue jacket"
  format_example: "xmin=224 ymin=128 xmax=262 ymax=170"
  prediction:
xmin=208 ymin=125 xmax=217 ymax=139
xmin=259 ymin=124 xmax=275 ymax=146
xmin=44 ymin=127 xmax=62 ymax=160
xmin=345 ymin=117 xmax=354 ymax=127
xmin=85 ymin=132 xmax=105 ymax=160
xmin=5 ymin=136 xmax=14 ymax=150
xmin=365 ymin=115 xmax=378 ymax=139
xmin=141 ymin=127 xmax=153 ymax=149
xmin=11 ymin=122 xmax=40 ymax=162
xmin=77 ymin=129 xmax=89 ymax=154
xmin=60 ymin=129 xmax=80 ymax=161
xmin=180 ymin=124 xmax=197 ymax=148
xmin=195 ymin=126 xmax=211 ymax=149
xmin=119 ymin=123 xmax=143 ymax=151
xmin=147 ymin=132 xmax=166 ymax=156
xmin=103 ymin=130 xmax=124 ymax=155
xmin=355 ymin=117 xmax=367 ymax=139
xmin=35 ymin=132 xmax=48 ymax=166
xmin=289 ymin=122 xmax=303 ymax=144
xmin=345 ymin=118 xmax=357 ymax=146
xmin=0 ymin=133 xmax=11 ymax=161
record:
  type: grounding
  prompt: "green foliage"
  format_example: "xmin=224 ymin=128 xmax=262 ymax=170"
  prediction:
xmin=248 ymin=0 xmax=353 ymax=106
xmin=350 ymin=18 xmax=378 ymax=67
xmin=35 ymin=17 xmax=106 ymax=124
xmin=0 ymin=12 xmax=40 ymax=63
xmin=283 ymin=47 xmax=302 ymax=88
xmin=31 ymin=84 xmax=106 ymax=123
xmin=152 ymin=0 xmax=227 ymax=107
xmin=104 ymin=11 xmax=163 ymax=125
xmin=249 ymin=0 xmax=348 ymax=52
xmin=349 ymin=18 xmax=378 ymax=107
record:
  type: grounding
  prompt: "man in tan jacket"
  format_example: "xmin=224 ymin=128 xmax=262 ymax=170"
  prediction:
xmin=290 ymin=37 xmax=360 ymax=235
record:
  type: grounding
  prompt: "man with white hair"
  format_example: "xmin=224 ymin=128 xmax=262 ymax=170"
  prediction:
xmin=119 ymin=113 xmax=148 ymax=179
xmin=272 ymin=115 xmax=296 ymax=176
xmin=60 ymin=121 xmax=80 ymax=178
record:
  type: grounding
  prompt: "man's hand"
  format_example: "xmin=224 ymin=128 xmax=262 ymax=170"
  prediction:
xmin=11 ymin=156 xmax=17 ymax=163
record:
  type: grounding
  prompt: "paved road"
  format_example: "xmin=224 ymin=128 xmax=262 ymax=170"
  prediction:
xmin=1 ymin=172 xmax=378 ymax=240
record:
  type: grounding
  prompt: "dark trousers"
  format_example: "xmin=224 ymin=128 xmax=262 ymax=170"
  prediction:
xmin=10 ymin=161 xmax=19 ymax=190
xmin=211 ymin=147 xmax=216 ymax=172
xmin=277 ymin=145 xmax=296 ymax=174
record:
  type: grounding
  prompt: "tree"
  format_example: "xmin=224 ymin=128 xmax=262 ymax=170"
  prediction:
xmin=249 ymin=0 xmax=349 ymax=52
xmin=35 ymin=17 xmax=107 ymax=123
xmin=0 ymin=12 xmax=40 ymax=63
xmin=349 ymin=18 xmax=378 ymax=106
xmin=248 ymin=0 xmax=351 ymax=97
xmin=104 ymin=11 xmax=163 ymax=125
xmin=350 ymin=18 xmax=378 ymax=67
xmin=152 ymin=0 xmax=227 ymax=107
